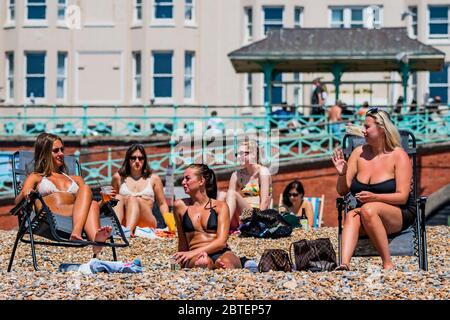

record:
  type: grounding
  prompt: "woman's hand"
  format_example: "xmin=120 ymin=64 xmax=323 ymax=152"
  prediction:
xmin=173 ymin=251 xmax=196 ymax=265
xmin=355 ymin=191 xmax=377 ymax=203
xmin=332 ymin=147 xmax=348 ymax=176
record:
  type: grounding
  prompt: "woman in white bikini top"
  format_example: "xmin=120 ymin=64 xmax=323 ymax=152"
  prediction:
xmin=15 ymin=132 xmax=112 ymax=254
xmin=111 ymin=144 xmax=169 ymax=237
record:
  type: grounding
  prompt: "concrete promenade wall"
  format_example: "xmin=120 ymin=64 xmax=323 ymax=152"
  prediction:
xmin=1 ymin=139 xmax=449 ymax=229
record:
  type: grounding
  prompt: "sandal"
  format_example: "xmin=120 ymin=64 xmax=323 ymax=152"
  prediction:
xmin=335 ymin=264 xmax=350 ymax=271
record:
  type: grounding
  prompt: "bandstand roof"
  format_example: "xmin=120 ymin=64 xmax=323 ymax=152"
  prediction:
xmin=228 ymin=28 xmax=445 ymax=73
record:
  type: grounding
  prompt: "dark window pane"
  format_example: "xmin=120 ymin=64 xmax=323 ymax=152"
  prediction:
xmin=27 ymin=53 xmax=45 ymax=74
xmin=351 ymin=9 xmax=363 ymax=21
xmin=156 ymin=6 xmax=173 ymax=19
xmin=429 ymin=87 xmax=448 ymax=104
xmin=332 ymin=9 xmax=343 ymax=22
xmin=135 ymin=54 xmax=141 ymax=74
xmin=430 ymin=6 xmax=448 ymax=19
xmin=154 ymin=77 xmax=172 ymax=97
xmin=28 ymin=6 xmax=46 ymax=19
xmin=429 ymin=67 xmax=448 ymax=83
xmin=430 ymin=23 xmax=448 ymax=35
xmin=264 ymin=8 xmax=283 ymax=21
xmin=27 ymin=77 xmax=45 ymax=97
xmin=154 ymin=53 xmax=172 ymax=74
xmin=272 ymin=87 xmax=282 ymax=104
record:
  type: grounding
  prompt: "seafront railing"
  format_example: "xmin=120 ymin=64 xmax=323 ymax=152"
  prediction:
xmin=0 ymin=104 xmax=449 ymax=197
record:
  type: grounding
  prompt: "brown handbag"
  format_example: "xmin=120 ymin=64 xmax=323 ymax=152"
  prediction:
xmin=258 ymin=249 xmax=293 ymax=272
xmin=289 ymin=238 xmax=337 ymax=272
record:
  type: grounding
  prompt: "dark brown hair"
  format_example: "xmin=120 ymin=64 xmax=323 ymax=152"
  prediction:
xmin=187 ymin=164 xmax=217 ymax=199
xmin=34 ymin=132 xmax=67 ymax=176
xmin=118 ymin=144 xmax=152 ymax=179
xmin=282 ymin=180 xmax=305 ymax=208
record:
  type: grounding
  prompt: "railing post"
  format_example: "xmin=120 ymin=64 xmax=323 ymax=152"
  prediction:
xmin=173 ymin=104 xmax=178 ymax=134
xmin=74 ymin=150 xmax=81 ymax=176
xmin=107 ymin=147 xmax=112 ymax=182
xmin=82 ymin=104 xmax=88 ymax=137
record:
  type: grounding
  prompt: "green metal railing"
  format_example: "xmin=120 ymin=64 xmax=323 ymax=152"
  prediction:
xmin=0 ymin=104 xmax=449 ymax=198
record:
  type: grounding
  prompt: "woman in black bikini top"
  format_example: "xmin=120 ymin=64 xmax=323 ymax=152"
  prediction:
xmin=332 ymin=108 xmax=414 ymax=271
xmin=172 ymin=164 xmax=242 ymax=270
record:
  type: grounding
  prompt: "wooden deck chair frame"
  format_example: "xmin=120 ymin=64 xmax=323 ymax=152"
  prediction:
xmin=336 ymin=130 xmax=428 ymax=271
xmin=7 ymin=151 xmax=129 ymax=272
xmin=278 ymin=194 xmax=325 ymax=228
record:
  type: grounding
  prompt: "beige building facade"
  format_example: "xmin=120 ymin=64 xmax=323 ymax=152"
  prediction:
xmin=0 ymin=0 xmax=449 ymax=108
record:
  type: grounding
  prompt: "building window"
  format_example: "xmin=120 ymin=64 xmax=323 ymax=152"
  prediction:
xmin=6 ymin=52 xmax=14 ymax=100
xmin=26 ymin=52 xmax=46 ymax=99
xmin=244 ymin=7 xmax=253 ymax=42
xmin=263 ymin=7 xmax=283 ymax=36
xmin=245 ymin=73 xmax=253 ymax=106
xmin=133 ymin=52 xmax=142 ymax=100
xmin=154 ymin=0 xmax=173 ymax=20
xmin=57 ymin=52 xmax=67 ymax=100
xmin=57 ymin=0 xmax=66 ymax=21
xmin=134 ymin=0 xmax=142 ymax=23
xmin=330 ymin=7 xmax=382 ymax=28
xmin=294 ymin=7 xmax=303 ymax=28
xmin=7 ymin=0 xmax=15 ymax=23
xmin=153 ymin=52 xmax=173 ymax=98
xmin=27 ymin=0 xmax=46 ymax=20
xmin=429 ymin=65 xmax=449 ymax=104
xmin=293 ymin=73 xmax=302 ymax=106
xmin=409 ymin=6 xmax=418 ymax=38
xmin=264 ymin=73 xmax=283 ymax=104
xmin=429 ymin=6 xmax=449 ymax=39
xmin=184 ymin=52 xmax=194 ymax=99
xmin=185 ymin=0 xmax=194 ymax=22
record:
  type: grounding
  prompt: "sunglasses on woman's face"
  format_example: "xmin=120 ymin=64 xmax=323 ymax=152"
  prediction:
xmin=237 ymin=151 xmax=250 ymax=157
xmin=288 ymin=193 xmax=300 ymax=198
xmin=130 ymin=156 xmax=145 ymax=161
xmin=52 ymin=147 xmax=64 ymax=154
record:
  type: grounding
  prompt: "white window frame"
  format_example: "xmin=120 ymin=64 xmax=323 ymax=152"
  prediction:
xmin=25 ymin=0 xmax=47 ymax=26
xmin=152 ymin=0 xmax=174 ymax=26
xmin=185 ymin=0 xmax=195 ymax=25
xmin=428 ymin=6 xmax=450 ymax=41
xmin=57 ymin=0 xmax=66 ymax=22
xmin=294 ymin=7 xmax=303 ymax=28
xmin=428 ymin=64 xmax=449 ymax=104
xmin=6 ymin=52 xmax=14 ymax=101
xmin=329 ymin=6 xmax=382 ymax=29
xmin=184 ymin=51 xmax=195 ymax=101
xmin=262 ymin=6 xmax=284 ymax=37
xmin=133 ymin=0 xmax=143 ymax=25
xmin=56 ymin=52 xmax=67 ymax=101
xmin=132 ymin=52 xmax=142 ymax=101
xmin=293 ymin=73 xmax=303 ymax=107
xmin=24 ymin=52 xmax=47 ymax=103
xmin=244 ymin=7 xmax=253 ymax=43
xmin=408 ymin=6 xmax=418 ymax=39
xmin=245 ymin=73 xmax=253 ymax=106
xmin=6 ymin=0 xmax=16 ymax=25
xmin=151 ymin=51 xmax=173 ymax=103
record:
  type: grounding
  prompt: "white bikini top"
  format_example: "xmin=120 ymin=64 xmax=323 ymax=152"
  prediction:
xmin=37 ymin=173 xmax=79 ymax=197
xmin=119 ymin=177 xmax=154 ymax=198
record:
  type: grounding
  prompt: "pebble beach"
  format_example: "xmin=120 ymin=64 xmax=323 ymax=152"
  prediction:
xmin=0 ymin=226 xmax=448 ymax=300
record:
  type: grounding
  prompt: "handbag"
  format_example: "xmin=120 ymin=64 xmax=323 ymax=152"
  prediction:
xmin=289 ymin=238 xmax=337 ymax=272
xmin=258 ymin=249 xmax=293 ymax=272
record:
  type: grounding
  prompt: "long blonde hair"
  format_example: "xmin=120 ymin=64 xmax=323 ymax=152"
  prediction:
xmin=366 ymin=109 xmax=401 ymax=151
xmin=34 ymin=132 xmax=67 ymax=176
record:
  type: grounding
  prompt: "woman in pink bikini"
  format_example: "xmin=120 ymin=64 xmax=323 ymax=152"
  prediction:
xmin=111 ymin=144 xmax=169 ymax=237
xmin=15 ymin=133 xmax=111 ymax=254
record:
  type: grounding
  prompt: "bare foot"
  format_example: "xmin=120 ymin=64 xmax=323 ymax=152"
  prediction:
xmin=194 ymin=252 xmax=210 ymax=269
xmin=93 ymin=226 xmax=112 ymax=254
xmin=383 ymin=262 xmax=394 ymax=271
xmin=70 ymin=233 xmax=83 ymax=241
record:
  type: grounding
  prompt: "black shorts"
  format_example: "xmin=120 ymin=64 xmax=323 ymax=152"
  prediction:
xmin=208 ymin=247 xmax=231 ymax=263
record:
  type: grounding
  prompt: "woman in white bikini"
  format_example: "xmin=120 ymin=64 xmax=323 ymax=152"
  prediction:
xmin=225 ymin=140 xmax=272 ymax=229
xmin=15 ymin=133 xmax=111 ymax=254
xmin=111 ymin=144 xmax=169 ymax=237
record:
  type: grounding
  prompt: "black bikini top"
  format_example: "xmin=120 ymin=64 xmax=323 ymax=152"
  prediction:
xmin=350 ymin=177 xmax=396 ymax=196
xmin=182 ymin=200 xmax=218 ymax=233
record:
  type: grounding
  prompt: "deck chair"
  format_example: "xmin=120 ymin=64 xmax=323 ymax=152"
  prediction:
xmin=336 ymin=130 xmax=428 ymax=270
xmin=278 ymin=195 xmax=324 ymax=228
xmin=7 ymin=150 xmax=129 ymax=271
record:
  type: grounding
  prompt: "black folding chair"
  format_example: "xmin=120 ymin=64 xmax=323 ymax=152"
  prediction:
xmin=8 ymin=150 xmax=129 ymax=272
xmin=336 ymin=130 xmax=428 ymax=271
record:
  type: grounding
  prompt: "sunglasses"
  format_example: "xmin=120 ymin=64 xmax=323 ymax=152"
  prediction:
xmin=130 ymin=156 xmax=145 ymax=161
xmin=288 ymin=193 xmax=300 ymax=198
xmin=52 ymin=147 xmax=65 ymax=153
xmin=237 ymin=151 xmax=250 ymax=157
